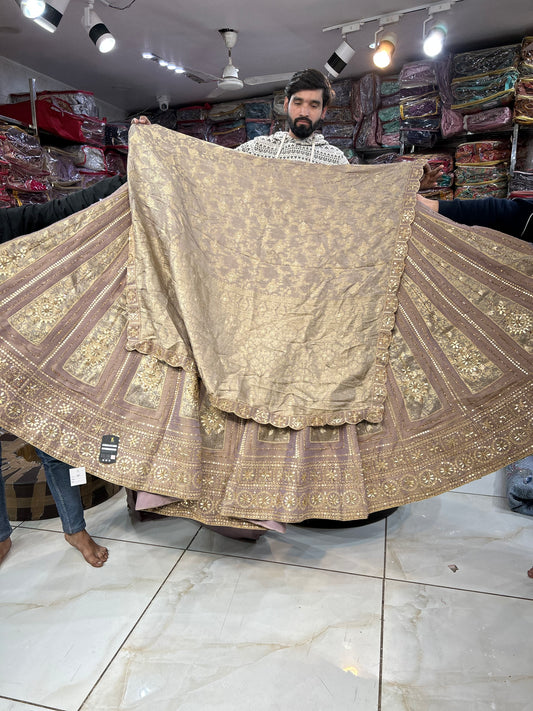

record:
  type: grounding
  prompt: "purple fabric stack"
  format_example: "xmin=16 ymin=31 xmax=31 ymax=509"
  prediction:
xmin=399 ymin=60 xmax=441 ymax=148
xmin=322 ymin=78 xmax=357 ymax=156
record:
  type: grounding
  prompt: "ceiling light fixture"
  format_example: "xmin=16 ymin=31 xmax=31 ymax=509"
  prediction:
xmin=20 ymin=0 xmax=46 ymax=19
xmin=325 ymin=36 xmax=356 ymax=78
xmin=82 ymin=0 xmax=116 ymax=53
xmin=323 ymin=0 xmax=462 ymax=71
xmin=423 ymin=22 xmax=447 ymax=56
xmin=20 ymin=0 xmax=71 ymax=33
xmin=373 ymin=31 xmax=398 ymax=68
xmin=423 ymin=2 xmax=453 ymax=56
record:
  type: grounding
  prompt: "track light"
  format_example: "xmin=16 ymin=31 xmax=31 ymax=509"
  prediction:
xmin=82 ymin=2 xmax=116 ymax=53
xmin=21 ymin=0 xmax=70 ymax=32
xmin=20 ymin=0 xmax=46 ymax=18
xmin=325 ymin=39 xmax=356 ymax=79
xmin=373 ymin=32 xmax=397 ymax=69
xmin=423 ymin=22 xmax=447 ymax=56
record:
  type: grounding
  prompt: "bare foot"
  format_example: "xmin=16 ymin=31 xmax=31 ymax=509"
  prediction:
xmin=64 ymin=529 xmax=108 ymax=567
xmin=0 ymin=536 xmax=12 ymax=565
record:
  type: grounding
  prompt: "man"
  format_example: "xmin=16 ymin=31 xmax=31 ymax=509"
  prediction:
xmin=0 ymin=175 xmax=125 ymax=566
xmin=236 ymin=68 xmax=349 ymax=165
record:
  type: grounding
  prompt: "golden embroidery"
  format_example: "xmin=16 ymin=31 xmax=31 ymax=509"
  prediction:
xmin=125 ymin=355 xmax=167 ymax=409
xmin=64 ymin=293 xmax=127 ymax=386
xmin=404 ymin=274 xmax=503 ymax=392
xmin=9 ymin=237 xmax=125 ymax=344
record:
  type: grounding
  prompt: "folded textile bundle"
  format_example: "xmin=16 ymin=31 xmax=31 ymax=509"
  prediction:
xmin=454 ymin=139 xmax=510 ymax=199
xmin=509 ymin=170 xmax=533 ymax=192
xmin=355 ymin=112 xmax=382 ymax=149
xmin=399 ymin=60 xmax=438 ymax=88
xmin=441 ymin=106 xmax=513 ymax=137
xmin=519 ymin=36 xmax=533 ymax=75
xmin=514 ymin=76 xmax=533 ymax=124
xmin=9 ymin=89 xmax=99 ymax=118
xmin=455 ymin=139 xmax=511 ymax=164
xmin=208 ymin=102 xmax=245 ymax=123
xmin=244 ymin=98 xmax=273 ymax=121
xmin=454 ymin=181 xmax=508 ymax=199
xmin=175 ymin=120 xmax=211 ymax=141
xmin=451 ymin=67 xmax=519 ymax=114
xmin=43 ymin=147 xmax=81 ymax=186
xmin=330 ymin=78 xmax=354 ymax=108
xmin=452 ymin=44 xmax=521 ymax=77
xmin=454 ymin=162 xmax=508 ymax=185
xmin=175 ymin=104 xmax=211 ymax=122
xmin=209 ymin=119 xmax=247 ymax=147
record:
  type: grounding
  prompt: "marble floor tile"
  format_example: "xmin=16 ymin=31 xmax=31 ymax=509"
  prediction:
xmin=0 ymin=702 xmax=50 ymax=711
xmin=0 ymin=527 xmax=182 ymax=711
xmin=191 ymin=517 xmax=387 ymax=576
xmin=20 ymin=489 xmax=201 ymax=549
xmin=452 ymin=467 xmax=506 ymax=497
xmin=386 ymin=492 xmax=533 ymax=597
xmin=381 ymin=579 xmax=533 ymax=711
xmin=82 ymin=551 xmax=383 ymax=711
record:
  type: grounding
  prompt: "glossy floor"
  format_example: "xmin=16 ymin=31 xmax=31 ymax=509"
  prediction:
xmin=0 ymin=470 xmax=532 ymax=711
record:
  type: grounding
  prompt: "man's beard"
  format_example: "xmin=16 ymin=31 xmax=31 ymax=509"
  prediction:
xmin=288 ymin=116 xmax=321 ymax=139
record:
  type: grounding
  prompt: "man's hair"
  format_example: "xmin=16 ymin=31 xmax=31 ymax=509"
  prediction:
xmin=284 ymin=69 xmax=335 ymax=107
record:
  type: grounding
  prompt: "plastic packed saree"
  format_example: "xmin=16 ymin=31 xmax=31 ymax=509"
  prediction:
xmin=0 ymin=125 xmax=532 ymax=532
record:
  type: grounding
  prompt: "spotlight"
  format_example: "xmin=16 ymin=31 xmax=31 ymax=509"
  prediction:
xmin=27 ymin=0 xmax=70 ymax=33
xmin=20 ymin=0 xmax=46 ymax=19
xmin=325 ymin=39 xmax=355 ymax=79
xmin=82 ymin=3 xmax=116 ymax=53
xmin=142 ymin=51 xmax=156 ymax=60
xmin=372 ymin=32 xmax=397 ymax=69
xmin=423 ymin=22 xmax=447 ymax=57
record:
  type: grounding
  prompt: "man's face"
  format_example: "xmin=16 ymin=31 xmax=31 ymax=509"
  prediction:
xmin=284 ymin=89 xmax=327 ymax=140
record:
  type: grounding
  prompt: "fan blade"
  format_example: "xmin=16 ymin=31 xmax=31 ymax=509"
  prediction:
xmin=206 ymin=86 xmax=227 ymax=99
xmin=243 ymin=73 xmax=295 ymax=86
xmin=183 ymin=67 xmax=222 ymax=84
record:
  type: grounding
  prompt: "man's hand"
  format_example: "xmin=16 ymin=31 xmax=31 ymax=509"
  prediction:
xmin=132 ymin=116 xmax=151 ymax=125
xmin=419 ymin=163 xmax=443 ymax=191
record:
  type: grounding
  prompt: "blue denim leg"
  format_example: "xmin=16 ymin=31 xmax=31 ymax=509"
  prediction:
xmin=0 ymin=442 xmax=14 ymax=541
xmin=35 ymin=449 xmax=86 ymax=534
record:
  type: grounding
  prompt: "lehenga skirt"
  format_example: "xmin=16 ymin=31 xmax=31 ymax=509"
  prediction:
xmin=0 ymin=184 xmax=532 ymax=531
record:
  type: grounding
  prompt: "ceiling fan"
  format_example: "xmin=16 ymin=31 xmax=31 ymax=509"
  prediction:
xmin=183 ymin=29 xmax=294 ymax=99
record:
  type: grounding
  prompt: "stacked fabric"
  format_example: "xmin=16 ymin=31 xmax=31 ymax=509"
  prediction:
xmin=399 ymin=60 xmax=441 ymax=148
xmin=0 ymin=123 xmax=49 ymax=207
xmin=450 ymin=44 xmax=520 ymax=115
xmin=353 ymin=73 xmax=382 ymax=150
xmin=243 ymin=97 xmax=273 ymax=140
xmin=208 ymin=101 xmax=247 ymax=147
xmin=321 ymin=78 xmax=356 ymax=157
xmin=454 ymin=138 xmax=511 ymax=199
xmin=270 ymin=89 xmax=288 ymax=133
xmin=514 ymin=38 xmax=533 ymax=125
xmin=378 ymin=76 xmax=401 ymax=147
xmin=175 ymin=104 xmax=211 ymax=141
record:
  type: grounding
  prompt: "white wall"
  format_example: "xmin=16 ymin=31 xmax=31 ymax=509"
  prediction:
xmin=0 ymin=56 xmax=125 ymax=121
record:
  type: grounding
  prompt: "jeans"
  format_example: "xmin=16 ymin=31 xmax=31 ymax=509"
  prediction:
xmin=35 ymin=449 xmax=86 ymax=534
xmin=0 ymin=439 xmax=86 ymax=538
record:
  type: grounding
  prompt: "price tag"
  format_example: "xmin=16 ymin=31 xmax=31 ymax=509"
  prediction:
xmin=69 ymin=467 xmax=87 ymax=486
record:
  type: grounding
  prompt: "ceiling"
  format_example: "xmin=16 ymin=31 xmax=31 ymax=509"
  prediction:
xmin=0 ymin=0 xmax=532 ymax=115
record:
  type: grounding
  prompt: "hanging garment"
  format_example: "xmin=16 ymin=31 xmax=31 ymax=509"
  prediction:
xmin=0 ymin=126 xmax=531 ymax=532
